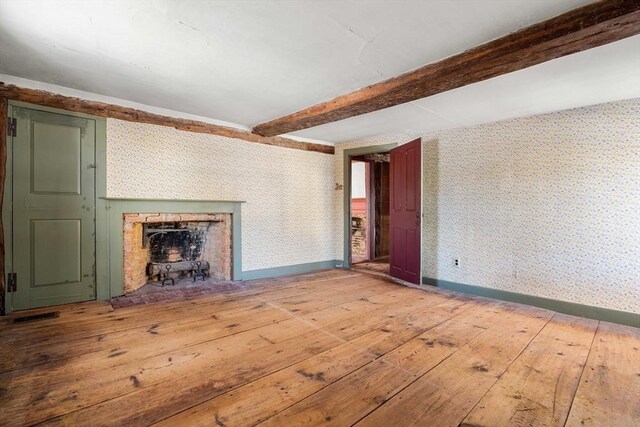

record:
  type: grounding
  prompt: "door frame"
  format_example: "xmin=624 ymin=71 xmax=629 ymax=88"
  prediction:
xmin=3 ymin=101 xmax=108 ymax=313
xmin=342 ymin=143 xmax=397 ymax=268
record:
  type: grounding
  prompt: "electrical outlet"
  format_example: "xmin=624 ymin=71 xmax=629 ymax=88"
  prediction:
xmin=454 ymin=258 xmax=461 ymax=267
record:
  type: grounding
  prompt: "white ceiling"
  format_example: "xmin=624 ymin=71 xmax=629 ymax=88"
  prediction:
xmin=1 ymin=0 xmax=639 ymax=144
xmin=292 ymin=35 xmax=640 ymax=142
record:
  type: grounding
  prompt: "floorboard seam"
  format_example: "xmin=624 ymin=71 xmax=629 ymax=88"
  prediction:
xmin=561 ymin=320 xmax=600 ymax=427
xmin=460 ymin=310 xmax=556 ymax=427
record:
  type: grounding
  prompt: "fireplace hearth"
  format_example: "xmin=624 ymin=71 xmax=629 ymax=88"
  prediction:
xmin=122 ymin=213 xmax=232 ymax=293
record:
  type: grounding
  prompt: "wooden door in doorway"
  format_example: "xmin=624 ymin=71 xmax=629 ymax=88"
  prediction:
xmin=8 ymin=106 xmax=97 ymax=310
xmin=389 ymin=138 xmax=421 ymax=284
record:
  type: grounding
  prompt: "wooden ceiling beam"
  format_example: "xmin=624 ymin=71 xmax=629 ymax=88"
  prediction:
xmin=0 ymin=83 xmax=334 ymax=155
xmin=252 ymin=0 xmax=640 ymax=137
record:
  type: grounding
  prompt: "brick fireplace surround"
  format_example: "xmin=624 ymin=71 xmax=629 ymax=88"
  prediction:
xmin=122 ymin=213 xmax=232 ymax=293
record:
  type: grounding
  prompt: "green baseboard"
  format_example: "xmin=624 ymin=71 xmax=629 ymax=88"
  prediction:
xmin=242 ymin=260 xmax=339 ymax=281
xmin=423 ymin=277 xmax=639 ymax=328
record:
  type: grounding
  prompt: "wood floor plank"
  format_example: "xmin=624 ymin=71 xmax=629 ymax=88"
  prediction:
xmin=39 ymin=286 xmax=455 ymax=425
xmin=0 ymin=277 xmax=383 ymax=370
xmin=2 ymin=299 xmax=111 ymax=319
xmin=565 ymin=321 xmax=640 ymax=427
xmin=254 ymin=299 xmax=514 ymax=426
xmin=0 ymin=274 xmax=380 ymax=361
xmin=152 ymin=297 xmax=471 ymax=427
xmin=4 ymin=281 xmax=434 ymax=425
xmin=0 ymin=269 xmax=637 ymax=427
xmin=461 ymin=313 xmax=598 ymax=427
xmin=1 ymin=276 xmax=388 ymax=373
xmin=355 ymin=305 xmax=554 ymax=427
xmin=11 ymin=323 xmax=346 ymax=426
xmin=0 ymin=269 xmax=350 ymax=328
xmin=0 ymin=269 xmax=362 ymax=337
xmin=0 ymin=280 xmax=395 ymax=411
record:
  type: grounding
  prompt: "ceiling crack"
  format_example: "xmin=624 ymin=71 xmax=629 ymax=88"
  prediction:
xmin=177 ymin=20 xmax=201 ymax=32
xmin=357 ymin=33 xmax=386 ymax=79
xmin=409 ymin=101 xmax=467 ymax=127
xmin=326 ymin=16 xmax=387 ymax=79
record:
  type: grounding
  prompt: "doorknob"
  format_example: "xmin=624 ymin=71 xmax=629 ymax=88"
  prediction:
xmin=416 ymin=212 xmax=421 ymax=225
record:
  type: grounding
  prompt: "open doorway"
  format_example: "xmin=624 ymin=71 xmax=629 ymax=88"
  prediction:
xmin=350 ymin=153 xmax=391 ymax=276
xmin=344 ymin=139 xmax=422 ymax=285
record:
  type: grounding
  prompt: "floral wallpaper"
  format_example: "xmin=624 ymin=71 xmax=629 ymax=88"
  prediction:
xmin=106 ymin=97 xmax=639 ymax=313
xmin=106 ymin=120 xmax=336 ymax=272
xmin=335 ymin=98 xmax=640 ymax=313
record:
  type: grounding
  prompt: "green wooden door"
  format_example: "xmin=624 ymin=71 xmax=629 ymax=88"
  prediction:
xmin=9 ymin=107 xmax=96 ymax=310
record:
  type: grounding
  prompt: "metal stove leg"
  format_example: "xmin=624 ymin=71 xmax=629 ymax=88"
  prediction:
xmin=161 ymin=264 xmax=175 ymax=286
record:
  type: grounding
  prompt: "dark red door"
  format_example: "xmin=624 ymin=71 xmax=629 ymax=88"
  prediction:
xmin=389 ymin=138 xmax=421 ymax=284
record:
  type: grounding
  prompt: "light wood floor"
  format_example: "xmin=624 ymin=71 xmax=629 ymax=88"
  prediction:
xmin=352 ymin=257 xmax=390 ymax=276
xmin=0 ymin=269 xmax=638 ymax=426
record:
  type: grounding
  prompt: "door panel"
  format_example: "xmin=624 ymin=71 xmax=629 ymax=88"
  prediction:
xmin=405 ymin=228 xmax=420 ymax=276
xmin=405 ymin=145 xmax=418 ymax=211
xmin=389 ymin=138 xmax=422 ymax=284
xmin=32 ymin=219 xmax=82 ymax=287
xmin=32 ymin=122 xmax=82 ymax=194
xmin=392 ymin=226 xmax=404 ymax=272
xmin=10 ymin=107 xmax=96 ymax=310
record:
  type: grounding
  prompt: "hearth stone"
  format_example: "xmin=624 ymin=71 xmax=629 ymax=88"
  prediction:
xmin=110 ymin=276 xmax=249 ymax=309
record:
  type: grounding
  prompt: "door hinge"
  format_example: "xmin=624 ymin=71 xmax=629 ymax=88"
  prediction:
xmin=6 ymin=273 xmax=17 ymax=292
xmin=7 ymin=118 xmax=17 ymax=137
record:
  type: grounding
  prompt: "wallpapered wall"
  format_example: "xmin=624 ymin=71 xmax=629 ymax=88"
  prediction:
xmin=106 ymin=119 xmax=336 ymax=272
xmin=335 ymin=98 xmax=640 ymax=313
